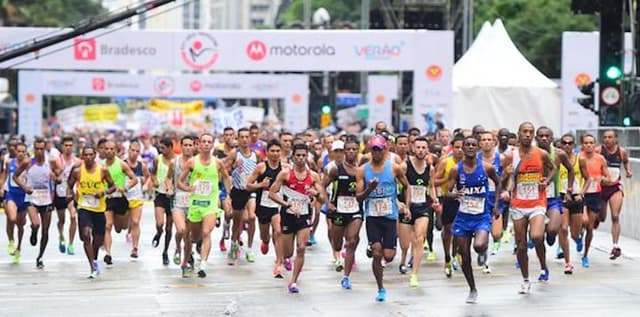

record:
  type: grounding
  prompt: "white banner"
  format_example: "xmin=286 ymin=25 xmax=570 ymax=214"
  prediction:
xmin=561 ymin=32 xmax=634 ymax=133
xmin=367 ymin=75 xmax=397 ymax=128
xmin=18 ymin=70 xmax=308 ymax=140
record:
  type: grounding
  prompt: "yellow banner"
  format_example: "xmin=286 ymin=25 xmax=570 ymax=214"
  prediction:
xmin=83 ymin=104 xmax=119 ymax=122
xmin=149 ymin=99 xmax=203 ymax=115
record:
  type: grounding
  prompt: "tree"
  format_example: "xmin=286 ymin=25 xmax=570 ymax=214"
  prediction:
xmin=474 ymin=0 xmax=598 ymax=78
xmin=279 ymin=0 xmax=362 ymax=26
xmin=2 ymin=0 xmax=105 ymax=27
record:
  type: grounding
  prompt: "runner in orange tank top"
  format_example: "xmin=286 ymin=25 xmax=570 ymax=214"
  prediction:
xmin=503 ymin=122 xmax=555 ymax=294
xmin=579 ymin=134 xmax=612 ymax=268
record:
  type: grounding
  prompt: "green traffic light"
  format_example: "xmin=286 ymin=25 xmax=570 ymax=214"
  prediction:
xmin=606 ymin=66 xmax=622 ymax=80
xmin=321 ymin=105 xmax=331 ymax=114
xmin=623 ymin=116 xmax=631 ymax=126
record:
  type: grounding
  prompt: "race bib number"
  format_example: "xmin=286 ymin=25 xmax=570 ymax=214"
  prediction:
xmin=545 ymin=182 xmax=556 ymax=198
xmin=410 ymin=185 xmax=427 ymax=204
xmin=260 ymin=190 xmax=280 ymax=209
xmin=488 ymin=179 xmax=496 ymax=192
xmin=126 ymin=184 xmax=143 ymax=200
xmin=174 ymin=192 xmax=190 ymax=208
xmin=31 ymin=189 xmax=52 ymax=206
xmin=337 ymin=196 xmax=359 ymax=213
xmin=516 ymin=182 xmax=538 ymax=200
xmin=608 ymin=167 xmax=620 ymax=181
xmin=194 ymin=180 xmax=213 ymax=196
xmin=282 ymin=187 xmax=310 ymax=215
xmin=561 ymin=179 xmax=581 ymax=193
xmin=459 ymin=196 xmax=485 ymax=215
xmin=81 ymin=194 xmax=100 ymax=209
xmin=56 ymin=183 xmax=68 ymax=197
xmin=368 ymin=197 xmax=392 ymax=217
xmin=586 ymin=178 xmax=599 ymax=193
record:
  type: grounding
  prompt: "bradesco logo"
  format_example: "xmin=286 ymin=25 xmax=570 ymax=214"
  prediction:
xmin=181 ymin=32 xmax=219 ymax=70
xmin=74 ymin=37 xmax=157 ymax=61
xmin=245 ymin=40 xmax=336 ymax=61
xmin=354 ymin=42 xmax=404 ymax=60
xmin=74 ymin=38 xmax=96 ymax=60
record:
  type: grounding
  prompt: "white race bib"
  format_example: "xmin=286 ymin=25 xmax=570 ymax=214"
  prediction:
xmin=459 ymin=196 xmax=485 ymax=215
xmin=56 ymin=183 xmax=68 ymax=197
xmin=260 ymin=190 xmax=280 ymax=209
xmin=410 ymin=185 xmax=427 ymax=204
xmin=31 ymin=189 xmax=52 ymax=206
xmin=545 ymin=182 xmax=556 ymax=198
xmin=368 ymin=197 xmax=392 ymax=217
xmin=126 ymin=183 xmax=143 ymax=201
xmin=174 ymin=191 xmax=190 ymax=208
xmin=337 ymin=196 xmax=359 ymax=213
xmin=283 ymin=187 xmax=310 ymax=215
xmin=81 ymin=194 xmax=100 ymax=209
xmin=516 ymin=182 xmax=538 ymax=200
xmin=586 ymin=178 xmax=599 ymax=193
xmin=194 ymin=180 xmax=213 ymax=196
xmin=608 ymin=167 xmax=620 ymax=181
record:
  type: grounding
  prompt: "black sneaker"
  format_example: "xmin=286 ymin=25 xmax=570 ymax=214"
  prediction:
xmin=152 ymin=231 xmax=162 ymax=248
xmin=366 ymin=243 xmax=373 ymax=258
xmin=477 ymin=252 xmax=487 ymax=267
xmin=36 ymin=259 xmax=44 ymax=269
xmin=30 ymin=228 xmax=38 ymax=246
xmin=197 ymin=269 xmax=207 ymax=278
xmin=162 ymin=252 xmax=169 ymax=266
xmin=104 ymin=254 xmax=113 ymax=266
xmin=399 ymin=264 xmax=408 ymax=274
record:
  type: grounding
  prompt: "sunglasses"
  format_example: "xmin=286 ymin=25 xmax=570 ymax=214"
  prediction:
xmin=561 ymin=141 xmax=574 ymax=145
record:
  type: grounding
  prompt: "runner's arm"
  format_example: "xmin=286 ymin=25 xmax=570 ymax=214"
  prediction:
xmin=485 ymin=163 xmax=501 ymax=218
xmin=12 ymin=160 xmax=31 ymax=193
xmin=121 ymin=161 xmax=139 ymax=192
xmin=621 ymin=148 xmax=633 ymax=178
xmin=66 ymin=164 xmax=80 ymax=200
xmin=268 ymin=169 xmax=289 ymax=208
xmin=245 ymin=163 xmax=266 ymax=192
xmin=557 ymin=149 xmax=575 ymax=195
xmin=394 ymin=162 xmax=411 ymax=207
xmin=177 ymin=158 xmax=194 ymax=192
xmin=433 ymin=158 xmax=448 ymax=187
xmin=217 ymin=158 xmax=233 ymax=201
xmin=578 ymin=157 xmax=590 ymax=196
xmin=541 ymin=150 xmax=557 ymax=186
xmin=355 ymin=166 xmax=376 ymax=202
xmin=101 ymin=167 xmax=117 ymax=197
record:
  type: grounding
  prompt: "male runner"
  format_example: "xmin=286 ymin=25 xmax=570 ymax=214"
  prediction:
xmin=447 ymin=136 xmax=501 ymax=303
xmin=178 ymin=133 xmax=232 ymax=278
xmin=214 ymin=127 xmax=235 ymax=252
xmin=53 ymin=136 xmax=80 ymax=255
xmin=356 ymin=135 xmax=411 ymax=302
xmin=269 ymin=143 xmax=327 ymax=293
xmin=67 ymin=146 xmax=116 ymax=278
xmin=151 ymin=138 xmax=175 ymax=265
xmin=14 ymin=137 xmax=62 ymax=269
xmin=249 ymin=124 xmax=267 ymax=160
xmin=3 ymin=142 xmax=29 ymax=263
xmin=124 ymin=141 xmax=150 ymax=258
xmin=596 ymin=129 xmax=632 ymax=259
xmin=167 ymin=135 xmax=195 ymax=265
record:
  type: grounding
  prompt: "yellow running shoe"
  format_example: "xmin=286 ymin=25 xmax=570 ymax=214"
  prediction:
xmin=7 ymin=240 xmax=16 ymax=255
xmin=409 ymin=274 xmax=419 ymax=288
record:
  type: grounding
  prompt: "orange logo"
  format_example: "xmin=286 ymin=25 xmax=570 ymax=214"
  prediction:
xmin=426 ymin=65 xmax=442 ymax=81
xmin=574 ymin=73 xmax=591 ymax=86
xmin=292 ymin=93 xmax=302 ymax=104
xmin=375 ymin=94 xmax=385 ymax=104
xmin=25 ymin=93 xmax=35 ymax=103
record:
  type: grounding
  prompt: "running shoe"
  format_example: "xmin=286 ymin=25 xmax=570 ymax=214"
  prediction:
xmin=58 ymin=240 xmax=66 ymax=253
xmin=538 ymin=268 xmax=549 ymax=282
xmin=223 ymin=221 xmax=230 ymax=240
xmin=7 ymin=240 xmax=15 ymax=255
xmin=67 ymin=244 xmax=75 ymax=255
xmin=501 ymin=231 xmax=510 ymax=244
xmin=245 ymin=249 xmax=256 ymax=263
xmin=375 ymin=288 xmax=386 ymax=302
xmin=482 ymin=265 xmax=492 ymax=274
xmin=490 ymin=242 xmax=500 ymax=255
xmin=423 ymin=240 xmax=429 ymax=251
xmin=173 ymin=250 xmax=181 ymax=265
xmin=126 ymin=233 xmax=132 ymax=243
xmin=104 ymin=254 xmax=113 ymax=266
xmin=515 ymin=261 xmax=520 ymax=269
xmin=162 ymin=252 xmax=169 ymax=266
xmin=366 ymin=243 xmax=373 ymax=258
xmin=227 ymin=249 xmax=235 ymax=266
xmin=283 ymin=257 xmax=293 ymax=271
xmin=398 ymin=264 xmax=409 ymax=275
xmin=409 ymin=274 xmax=419 ymax=288
xmin=581 ymin=256 xmax=590 ymax=268
xmin=527 ymin=239 xmax=534 ymax=249
xmin=564 ymin=263 xmax=574 ymax=275
xmin=197 ymin=262 xmax=207 ymax=278
xmin=546 ymin=233 xmax=556 ymax=246
xmin=152 ymin=231 xmax=162 ymax=248
xmin=426 ymin=251 xmax=436 ymax=262
xmin=341 ymin=276 xmax=352 ymax=290
xmin=131 ymin=247 xmax=139 ymax=259
xmin=92 ymin=260 xmax=101 ymax=276
xmin=452 ymin=257 xmax=460 ymax=271
xmin=36 ymin=258 xmax=44 ymax=269
xmin=288 ymin=283 xmax=299 ymax=293
xmin=181 ymin=265 xmax=191 ymax=278
xmin=261 ymin=241 xmax=269 ymax=255
xmin=308 ymin=235 xmax=317 ymax=246
xmin=273 ymin=267 xmax=284 ymax=279
xmin=519 ymin=280 xmax=531 ymax=294
xmin=334 ymin=258 xmax=344 ymax=272
xmin=230 ymin=242 xmax=239 ymax=261
xmin=444 ymin=261 xmax=452 ymax=278
xmin=609 ymin=247 xmax=622 ymax=260
xmin=30 ymin=228 xmax=37 ymax=246
xmin=219 ymin=239 xmax=227 ymax=252
xmin=12 ymin=250 xmax=21 ymax=264
xmin=576 ymin=231 xmax=584 ymax=253
xmin=466 ymin=289 xmax=478 ymax=304
xmin=477 ymin=251 xmax=487 ymax=267
xmin=556 ymin=246 xmax=564 ymax=259
xmin=407 ymin=256 xmax=413 ymax=269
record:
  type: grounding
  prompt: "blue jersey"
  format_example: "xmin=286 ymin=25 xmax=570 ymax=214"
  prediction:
xmin=456 ymin=161 xmax=489 ymax=216
xmin=363 ymin=160 xmax=398 ymax=220
xmin=7 ymin=159 xmax=25 ymax=196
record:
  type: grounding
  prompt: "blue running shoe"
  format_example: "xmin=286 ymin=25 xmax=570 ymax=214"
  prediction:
xmin=515 ymin=261 xmax=520 ymax=269
xmin=341 ymin=276 xmax=352 ymax=290
xmin=288 ymin=283 xmax=299 ymax=293
xmin=576 ymin=234 xmax=584 ymax=253
xmin=58 ymin=240 xmax=66 ymax=254
xmin=307 ymin=235 xmax=317 ymax=246
xmin=527 ymin=240 xmax=535 ymax=249
xmin=556 ymin=246 xmax=564 ymax=259
xmin=538 ymin=268 xmax=549 ymax=281
xmin=546 ymin=233 xmax=556 ymax=246
xmin=376 ymin=288 xmax=386 ymax=302
xmin=581 ymin=256 xmax=590 ymax=268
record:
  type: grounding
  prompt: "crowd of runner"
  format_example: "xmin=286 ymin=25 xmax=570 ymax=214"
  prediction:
xmin=0 ymin=121 xmax=633 ymax=303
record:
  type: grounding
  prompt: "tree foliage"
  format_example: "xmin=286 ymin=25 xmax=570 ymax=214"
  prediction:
xmin=2 ymin=0 xmax=105 ymax=27
xmin=474 ymin=0 xmax=598 ymax=78
xmin=279 ymin=0 xmax=362 ymax=25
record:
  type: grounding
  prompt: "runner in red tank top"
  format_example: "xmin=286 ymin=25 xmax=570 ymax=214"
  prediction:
xmin=503 ymin=122 xmax=555 ymax=294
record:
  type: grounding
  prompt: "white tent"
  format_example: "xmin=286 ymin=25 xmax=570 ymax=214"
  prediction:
xmin=453 ymin=19 xmax=562 ymax=133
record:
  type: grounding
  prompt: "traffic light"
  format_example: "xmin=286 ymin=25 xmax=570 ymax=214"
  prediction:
xmin=320 ymin=103 xmax=332 ymax=128
xmin=598 ymin=0 xmax=623 ymax=125
xmin=321 ymin=104 xmax=331 ymax=114
xmin=577 ymin=81 xmax=598 ymax=115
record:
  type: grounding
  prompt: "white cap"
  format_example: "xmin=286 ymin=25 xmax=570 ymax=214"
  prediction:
xmin=331 ymin=140 xmax=345 ymax=151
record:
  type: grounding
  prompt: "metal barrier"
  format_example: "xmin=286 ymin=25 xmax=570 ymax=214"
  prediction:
xmin=576 ymin=127 xmax=640 ymax=158
xmin=597 ymin=158 xmax=640 ymax=240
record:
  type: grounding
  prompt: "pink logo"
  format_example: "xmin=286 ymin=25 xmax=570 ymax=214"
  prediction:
xmin=153 ymin=77 xmax=175 ymax=97
xmin=246 ymin=40 xmax=267 ymax=61
xmin=180 ymin=32 xmax=219 ymax=71
xmin=92 ymin=77 xmax=105 ymax=91
xmin=190 ymin=80 xmax=202 ymax=92
xmin=74 ymin=38 xmax=96 ymax=60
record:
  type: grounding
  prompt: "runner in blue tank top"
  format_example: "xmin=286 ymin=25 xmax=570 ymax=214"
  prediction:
xmin=356 ymin=135 xmax=411 ymax=302
xmin=446 ymin=136 xmax=501 ymax=304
